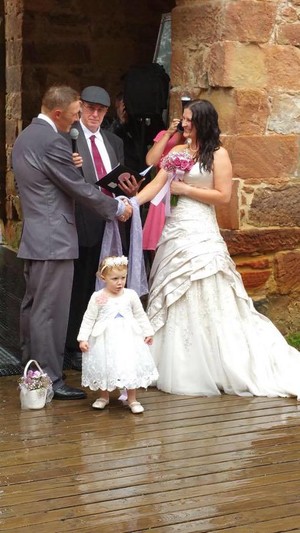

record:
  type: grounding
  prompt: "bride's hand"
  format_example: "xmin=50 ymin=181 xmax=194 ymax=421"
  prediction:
xmin=170 ymin=180 xmax=189 ymax=196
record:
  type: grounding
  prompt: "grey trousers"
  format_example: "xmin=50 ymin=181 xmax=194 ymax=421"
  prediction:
xmin=20 ymin=259 xmax=74 ymax=389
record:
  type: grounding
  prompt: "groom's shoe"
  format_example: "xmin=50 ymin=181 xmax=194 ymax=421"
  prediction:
xmin=53 ymin=384 xmax=86 ymax=400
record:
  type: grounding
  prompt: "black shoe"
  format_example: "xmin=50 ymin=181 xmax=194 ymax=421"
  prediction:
xmin=53 ymin=384 xmax=87 ymax=400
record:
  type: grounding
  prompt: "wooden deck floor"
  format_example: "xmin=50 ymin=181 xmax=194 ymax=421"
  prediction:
xmin=1 ymin=371 xmax=300 ymax=533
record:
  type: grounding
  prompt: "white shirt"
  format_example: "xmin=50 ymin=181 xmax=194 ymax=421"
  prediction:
xmin=80 ymin=120 xmax=112 ymax=175
xmin=79 ymin=121 xmax=124 ymax=216
xmin=38 ymin=113 xmax=57 ymax=131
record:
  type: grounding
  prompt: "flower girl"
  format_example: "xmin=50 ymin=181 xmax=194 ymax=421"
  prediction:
xmin=77 ymin=255 xmax=158 ymax=413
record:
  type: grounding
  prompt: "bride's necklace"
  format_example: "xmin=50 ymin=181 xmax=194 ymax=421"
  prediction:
xmin=187 ymin=138 xmax=198 ymax=153
xmin=187 ymin=138 xmax=199 ymax=160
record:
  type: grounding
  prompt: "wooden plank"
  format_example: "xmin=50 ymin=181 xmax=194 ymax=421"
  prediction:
xmin=1 ymin=372 xmax=300 ymax=532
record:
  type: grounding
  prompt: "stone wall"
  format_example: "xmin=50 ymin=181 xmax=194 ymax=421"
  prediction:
xmin=5 ymin=0 xmax=23 ymax=246
xmin=0 ymin=1 xmax=5 ymax=240
xmin=170 ymin=0 xmax=300 ymax=333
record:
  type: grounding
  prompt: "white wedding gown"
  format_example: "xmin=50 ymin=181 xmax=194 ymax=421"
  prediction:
xmin=148 ymin=163 xmax=300 ymax=398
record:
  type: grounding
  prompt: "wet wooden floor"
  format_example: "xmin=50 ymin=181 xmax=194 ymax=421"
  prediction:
xmin=1 ymin=371 xmax=300 ymax=533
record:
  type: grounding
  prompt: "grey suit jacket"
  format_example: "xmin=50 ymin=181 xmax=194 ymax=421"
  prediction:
xmin=70 ymin=121 xmax=124 ymax=247
xmin=12 ymin=118 xmax=119 ymax=260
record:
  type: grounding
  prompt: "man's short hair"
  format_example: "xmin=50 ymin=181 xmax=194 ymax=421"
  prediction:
xmin=42 ymin=85 xmax=80 ymax=111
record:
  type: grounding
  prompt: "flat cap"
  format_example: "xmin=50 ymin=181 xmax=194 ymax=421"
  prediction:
xmin=80 ymin=86 xmax=111 ymax=107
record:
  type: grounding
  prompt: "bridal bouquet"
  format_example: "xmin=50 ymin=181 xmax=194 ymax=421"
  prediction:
xmin=161 ymin=150 xmax=194 ymax=206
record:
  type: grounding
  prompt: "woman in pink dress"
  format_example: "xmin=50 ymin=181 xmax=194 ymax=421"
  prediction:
xmin=142 ymin=119 xmax=184 ymax=253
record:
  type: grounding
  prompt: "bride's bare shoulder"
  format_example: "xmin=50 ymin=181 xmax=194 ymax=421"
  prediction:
xmin=214 ymin=146 xmax=231 ymax=162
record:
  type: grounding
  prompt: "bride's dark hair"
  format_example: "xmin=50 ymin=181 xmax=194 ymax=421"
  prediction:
xmin=187 ymin=99 xmax=221 ymax=172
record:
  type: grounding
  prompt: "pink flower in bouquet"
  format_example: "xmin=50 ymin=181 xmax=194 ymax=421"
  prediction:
xmin=161 ymin=150 xmax=194 ymax=206
xmin=161 ymin=150 xmax=194 ymax=173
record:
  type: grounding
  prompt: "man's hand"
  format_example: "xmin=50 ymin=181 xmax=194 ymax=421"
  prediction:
xmin=72 ymin=153 xmax=83 ymax=168
xmin=118 ymin=174 xmax=144 ymax=197
xmin=117 ymin=200 xmax=133 ymax=222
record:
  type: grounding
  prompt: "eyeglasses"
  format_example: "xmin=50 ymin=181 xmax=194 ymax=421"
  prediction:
xmin=81 ymin=102 xmax=107 ymax=114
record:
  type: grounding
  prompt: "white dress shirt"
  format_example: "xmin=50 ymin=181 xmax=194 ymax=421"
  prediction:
xmin=38 ymin=113 xmax=57 ymax=131
xmin=80 ymin=121 xmax=124 ymax=216
xmin=80 ymin=120 xmax=112 ymax=175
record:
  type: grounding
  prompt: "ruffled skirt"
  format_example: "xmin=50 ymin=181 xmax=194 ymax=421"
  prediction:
xmin=82 ymin=316 xmax=158 ymax=391
xmin=148 ymin=197 xmax=300 ymax=399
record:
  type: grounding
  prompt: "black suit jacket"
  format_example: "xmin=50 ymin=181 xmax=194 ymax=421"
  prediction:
xmin=68 ymin=121 xmax=124 ymax=247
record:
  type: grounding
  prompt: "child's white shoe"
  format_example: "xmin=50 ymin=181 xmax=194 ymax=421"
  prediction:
xmin=92 ymin=398 xmax=109 ymax=409
xmin=128 ymin=401 xmax=144 ymax=414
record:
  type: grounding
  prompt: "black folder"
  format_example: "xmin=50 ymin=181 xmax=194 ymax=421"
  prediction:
xmin=95 ymin=164 xmax=152 ymax=196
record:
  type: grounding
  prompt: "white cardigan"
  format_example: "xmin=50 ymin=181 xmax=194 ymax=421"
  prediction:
xmin=77 ymin=288 xmax=154 ymax=341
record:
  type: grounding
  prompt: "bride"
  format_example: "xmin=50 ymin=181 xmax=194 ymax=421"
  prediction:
xmin=136 ymin=99 xmax=300 ymax=399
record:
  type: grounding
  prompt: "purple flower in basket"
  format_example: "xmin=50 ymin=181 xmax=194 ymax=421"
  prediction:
xmin=161 ymin=150 xmax=194 ymax=206
xmin=19 ymin=369 xmax=52 ymax=391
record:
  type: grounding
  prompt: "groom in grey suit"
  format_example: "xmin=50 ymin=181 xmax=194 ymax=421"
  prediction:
xmin=65 ymin=86 xmax=136 ymax=370
xmin=12 ymin=85 xmax=132 ymax=400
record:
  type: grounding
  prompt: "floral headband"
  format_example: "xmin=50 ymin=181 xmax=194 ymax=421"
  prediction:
xmin=100 ymin=255 xmax=128 ymax=275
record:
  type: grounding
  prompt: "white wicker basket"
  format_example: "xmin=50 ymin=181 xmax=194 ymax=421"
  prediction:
xmin=19 ymin=360 xmax=49 ymax=410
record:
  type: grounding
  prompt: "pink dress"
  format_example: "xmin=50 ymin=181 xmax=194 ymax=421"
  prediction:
xmin=143 ymin=131 xmax=181 ymax=251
